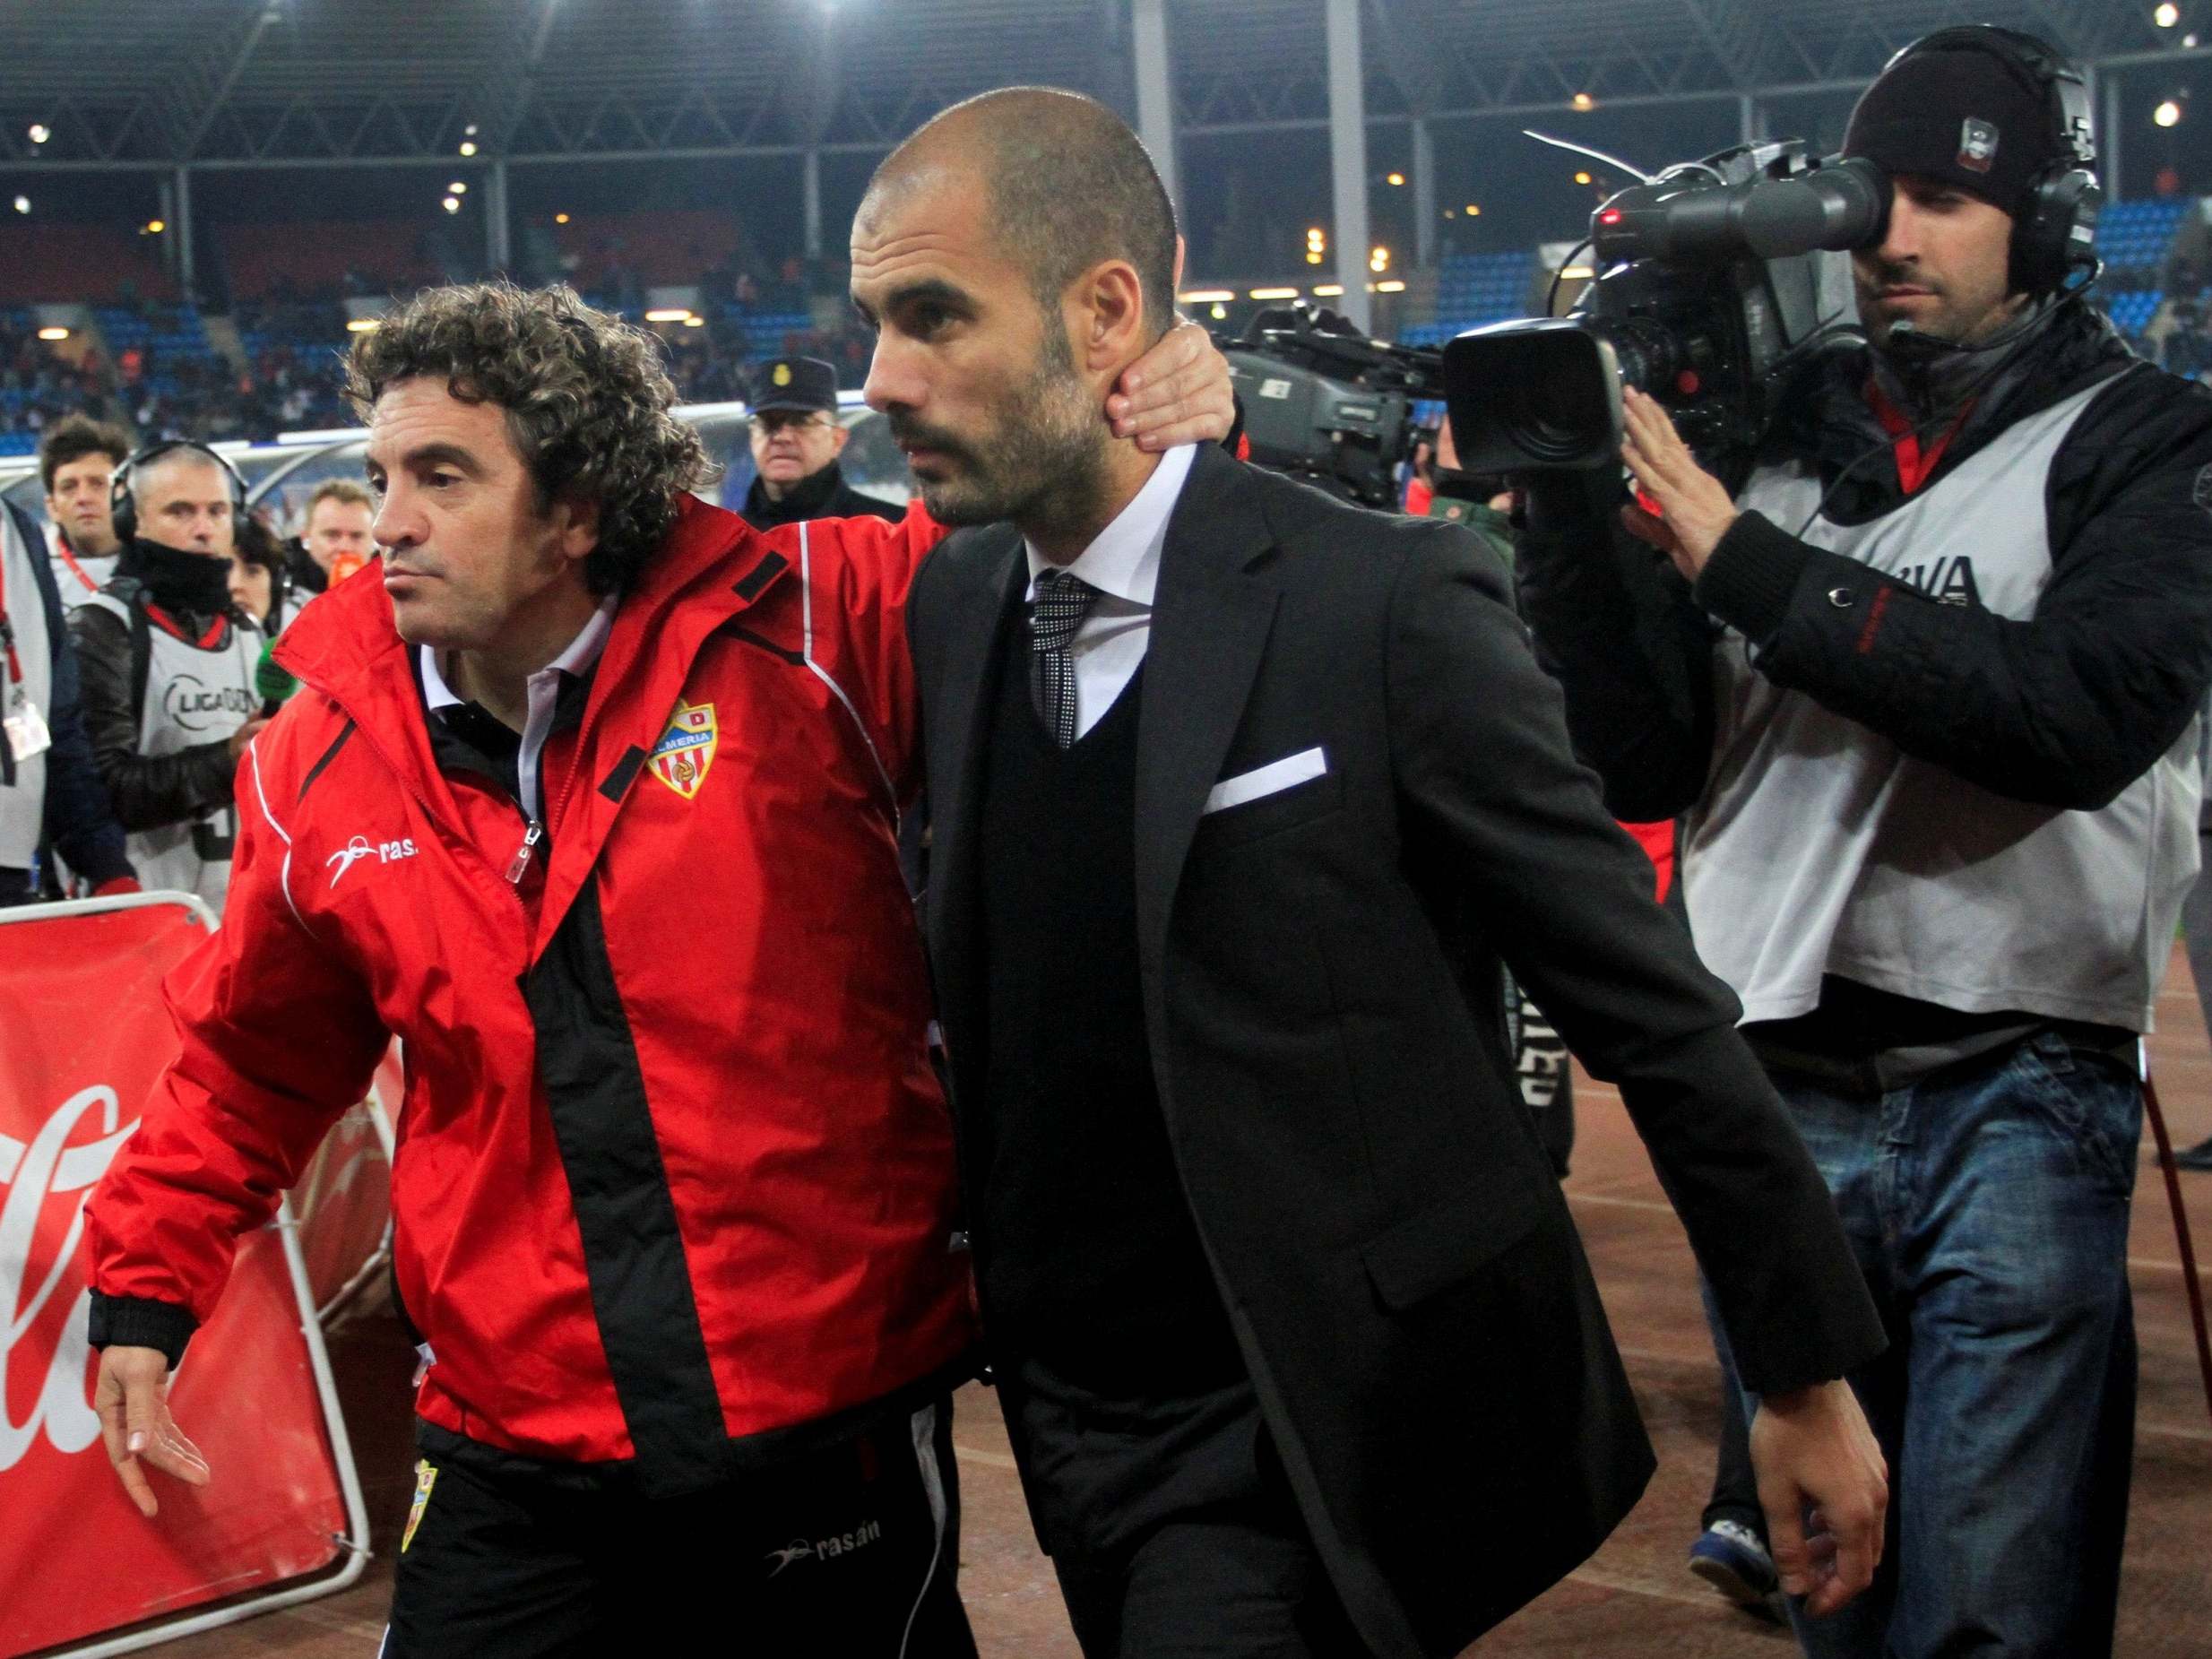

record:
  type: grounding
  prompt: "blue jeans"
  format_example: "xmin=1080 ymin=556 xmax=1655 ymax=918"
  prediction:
xmin=1744 ymin=1030 xmax=2141 ymax=1659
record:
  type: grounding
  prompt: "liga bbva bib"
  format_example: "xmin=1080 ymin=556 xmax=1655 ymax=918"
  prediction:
xmin=82 ymin=592 xmax=263 ymax=910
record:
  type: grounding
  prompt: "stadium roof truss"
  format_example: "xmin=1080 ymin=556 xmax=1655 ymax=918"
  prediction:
xmin=0 ymin=0 xmax=2192 ymax=173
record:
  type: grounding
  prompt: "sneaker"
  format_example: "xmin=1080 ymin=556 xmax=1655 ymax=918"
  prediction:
xmin=1689 ymin=1518 xmax=1781 ymax=1614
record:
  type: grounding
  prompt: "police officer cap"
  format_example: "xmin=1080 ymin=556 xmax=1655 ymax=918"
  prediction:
xmin=747 ymin=357 xmax=840 ymax=415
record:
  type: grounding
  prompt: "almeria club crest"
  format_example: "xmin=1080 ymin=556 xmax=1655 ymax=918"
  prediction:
xmin=649 ymin=701 xmax=718 ymax=800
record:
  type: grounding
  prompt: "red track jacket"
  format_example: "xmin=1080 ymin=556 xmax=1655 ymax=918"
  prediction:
xmin=87 ymin=496 xmax=975 ymax=1491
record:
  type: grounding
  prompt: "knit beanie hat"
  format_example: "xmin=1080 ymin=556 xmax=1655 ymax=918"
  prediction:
xmin=1844 ymin=36 xmax=2059 ymax=213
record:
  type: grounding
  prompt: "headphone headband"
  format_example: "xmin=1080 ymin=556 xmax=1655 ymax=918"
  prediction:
xmin=110 ymin=439 xmax=250 ymax=549
xmin=1885 ymin=25 xmax=2095 ymax=170
xmin=1879 ymin=24 xmax=2103 ymax=294
xmin=113 ymin=440 xmax=248 ymax=506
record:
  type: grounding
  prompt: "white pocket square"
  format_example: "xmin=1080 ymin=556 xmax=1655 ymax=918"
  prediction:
xmin=1203 ymin=747 xmax=1328 ymax=816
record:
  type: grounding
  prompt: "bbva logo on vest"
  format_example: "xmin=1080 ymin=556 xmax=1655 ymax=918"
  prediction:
xmin=162 ymin=673 xmax=255 ymax=733
xmin=1891 ymin=555 xmax=1981 ymax=608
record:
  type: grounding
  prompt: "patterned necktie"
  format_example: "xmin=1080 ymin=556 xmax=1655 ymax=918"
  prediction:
xmin=1028 ymin=569 xmax=1101 ymax=749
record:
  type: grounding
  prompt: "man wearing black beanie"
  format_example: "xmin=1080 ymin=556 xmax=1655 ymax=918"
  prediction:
xmin=1518 ymin=27 xmax=2212 ymax=1659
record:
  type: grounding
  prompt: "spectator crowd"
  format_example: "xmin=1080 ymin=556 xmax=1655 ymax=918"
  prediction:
xmin=3 ymin=286 xmax=877 ymax=452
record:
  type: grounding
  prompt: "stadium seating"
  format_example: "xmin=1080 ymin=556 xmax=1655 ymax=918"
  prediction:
xmin=2103 ymin=288 xmax=2164 ymax=340
xmin=0 ymin=224 xmax=173 ymax=307
xmin=236 ymin=299 xmax=350 ymax=367
xmin=555 ymin=210 xmax=746 ymax=291
xmin=0 ymin=307 xmax=42 ymax=453
xmin=97 ymin=304 xmax=216 ymax=402
xmin=721 ymin=304 xmax=817 ymax=359
xmin=1402 ymin=250 xmax=1539 ymax=345
xmin=218 ymin=220 xmax=443 ymax=302
xmin=2095 ymin=198 xmax=2190 ymax=281
xmin=0 ymin=199 xmax=2196 ymax=447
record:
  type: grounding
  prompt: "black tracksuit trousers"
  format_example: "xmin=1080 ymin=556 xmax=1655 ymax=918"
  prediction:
xmin=381 ymin=1398 xmax=975 ymax=1658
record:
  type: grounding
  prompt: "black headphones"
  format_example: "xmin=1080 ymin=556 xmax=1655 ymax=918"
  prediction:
xmin=110 ymin=439 xmax=250 ymax=549
xmin=1880 ymin=26 xmax=2104 ymax=294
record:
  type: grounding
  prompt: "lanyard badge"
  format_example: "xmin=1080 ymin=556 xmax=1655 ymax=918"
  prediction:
xmin=0 ymin=612 xmax=40 ymax=765
xmin=4 ymin=698 xmax=49 ymax=765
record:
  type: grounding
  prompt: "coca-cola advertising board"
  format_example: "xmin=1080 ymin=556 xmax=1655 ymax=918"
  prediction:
xmin=0 ymin=895 xmax=367 ymax=1657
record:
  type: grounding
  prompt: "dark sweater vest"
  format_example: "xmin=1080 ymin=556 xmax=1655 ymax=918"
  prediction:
xmin=975 ymin=627 xmax=1242 ymax=1394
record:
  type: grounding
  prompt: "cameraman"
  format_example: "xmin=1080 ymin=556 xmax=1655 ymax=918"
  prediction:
xmin=1517 ymin=28 xmax=2212 ymax=1659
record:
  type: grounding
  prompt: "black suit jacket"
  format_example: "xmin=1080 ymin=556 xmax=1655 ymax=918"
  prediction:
xmin=906 ymin=444 xmax=1884 ymax=1657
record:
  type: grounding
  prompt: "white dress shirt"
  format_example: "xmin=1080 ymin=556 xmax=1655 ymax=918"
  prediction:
xmin=1023 ymin=441 xmax=1197 ymax=742
xmin=420 ymin=593 xmax=618 ymax=821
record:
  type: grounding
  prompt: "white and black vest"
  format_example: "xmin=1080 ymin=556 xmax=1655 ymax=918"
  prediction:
xmin=80 ymin=588 xmax=262 ymax=909
xmin=0 ymin=511 xmax=57 ymax=872
xmin=1686 ymin=367 xmax=2201 ymax=1033
xmin=47 ymin=524 xmax=117 ymax=613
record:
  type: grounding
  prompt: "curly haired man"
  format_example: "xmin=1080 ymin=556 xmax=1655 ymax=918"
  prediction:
xmin=79 ymin=280 xmax=1230 ymax=1655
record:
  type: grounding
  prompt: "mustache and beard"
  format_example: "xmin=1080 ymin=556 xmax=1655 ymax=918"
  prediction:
xmin=1854 ymin=256 xmax=1952 ymax=336
xmin=1854 ymin=254 xmax=2053 ymax=418
xmin=886 ymin=328 xmax=1109 ymax=535
xmin=1854 ymin=255 xmax=2023 ymax=351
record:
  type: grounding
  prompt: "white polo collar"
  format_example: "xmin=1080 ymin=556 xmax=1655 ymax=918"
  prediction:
xmin=419 ymin=593 xmax=618 ymax=822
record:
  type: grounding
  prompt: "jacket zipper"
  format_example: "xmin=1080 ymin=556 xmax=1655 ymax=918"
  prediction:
xmin=505 ymin=819 xmax=543 ymax=886
xmin=306 ymin=593 xmax=725 ymax=919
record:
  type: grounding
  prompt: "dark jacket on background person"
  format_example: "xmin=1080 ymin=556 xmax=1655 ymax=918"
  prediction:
xmin=0 ymin=502 xmax=132 ymax=898
xmin=70 ymin=541 xmax=252 ymax=832
xmin=906 ymin=443 xmax=1884 ymax=1657
xmin=283 ymin=537 xmax=329 ymax=598
xmin=740 ymin=460 xmax=903 ymax=531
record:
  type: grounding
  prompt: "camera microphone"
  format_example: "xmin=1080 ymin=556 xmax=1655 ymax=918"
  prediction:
xmin=1885 ymin=319 xmax=1960 ymax=352
xmin=1793 ymin=302 xmax=2059 ymax=539
xmin=1883 ymin=304 xmax=2046 ymax=359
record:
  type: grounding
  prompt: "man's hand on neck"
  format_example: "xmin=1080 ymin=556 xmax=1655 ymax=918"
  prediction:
xmin=1020 ymin=314 xmax=1235 ymax=564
